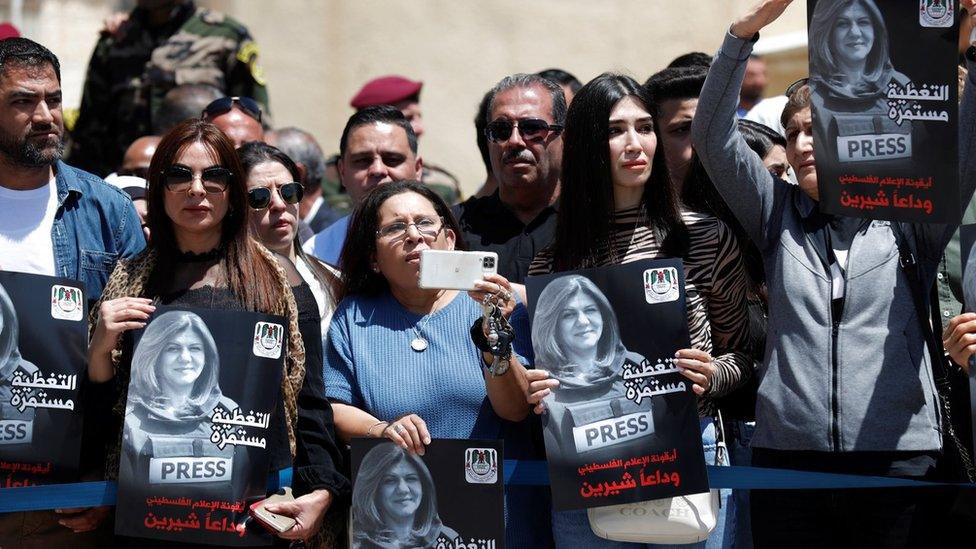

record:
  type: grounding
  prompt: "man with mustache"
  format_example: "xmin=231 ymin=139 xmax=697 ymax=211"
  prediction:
xmin=453 ymin=74 xmax=565 ymax=283
xmin=0 ymin=38 xmax=145 ymax=546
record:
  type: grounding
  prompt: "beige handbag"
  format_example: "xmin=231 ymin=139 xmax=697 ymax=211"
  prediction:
xmin=587 ymin=415 xmax=726 ymax=544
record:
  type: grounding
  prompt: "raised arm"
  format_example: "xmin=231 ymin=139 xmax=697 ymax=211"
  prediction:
xmin=691 ymin=0 xmax=795 ymax=249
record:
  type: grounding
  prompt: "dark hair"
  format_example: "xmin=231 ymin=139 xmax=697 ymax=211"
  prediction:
xmin=809 ymin=0 xmax=891 ymax=97
xmin=552 ymin=73 xmax=687 ymax=271
xmin=537 ymin=68 xmax=582 ymax=93
xmin=0 ymin=37 xmax=60 ymax=81
xmin=737 ymin=119 xmax=786 ymax=159
xmin=644 ymin=66 xmax=708 ymax=103
xmin=486 ymin=73 xmax=567 ymax=125
xmin=339 ymin=105 xmax=417 ymax=158
xmin=780 ymin=84 xmax=812 ymax=129
xmin=267 ymin=127 xmax=326 ymax=192
xmin=238 ymin=141 xmax=339 ymax=302
xmin=474 ymin=89 xmax=492 ymax=174
xmin=667 ymin=52 xmax=713 ymax=69
xmin=153 ymin=84 xmax=223 ymax=135
xmin=144 ymin=119 xmax=281 ymax=311
xmin=337 ymin=180 xmax=465 ymax=301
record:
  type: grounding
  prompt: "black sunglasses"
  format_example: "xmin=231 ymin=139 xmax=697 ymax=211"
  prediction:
xmin=162 ymin=165 xmax=232 ymax=194
xmin=247 ymin=182 xmax=304 ymax=209
xmin=117 ymin=167 xmax=150 ymax=179
xmin=485 ymin=118 xmax=563 ymax=143
xmin=202 ymin=96 xmax=262 ymax=123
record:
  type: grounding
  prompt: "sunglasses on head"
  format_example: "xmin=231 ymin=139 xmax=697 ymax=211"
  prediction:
xmin=201 ymin=96 xmax=263 ymax=123
xmin=247 ymin=182 xmax=304 ymax=209
xmin=785 ymin=77 xmax=809 ymax=98
xmin=485 ymin=118 xmax=563 ymax=143
xmin=117 ymin=167 xmax=150 ymax=179
xmin=162 ymin=165 xmax=232 ymax=194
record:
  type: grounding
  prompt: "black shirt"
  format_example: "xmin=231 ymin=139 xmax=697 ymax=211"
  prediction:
xmin=452 ymin=191 xmax=557 ymax=284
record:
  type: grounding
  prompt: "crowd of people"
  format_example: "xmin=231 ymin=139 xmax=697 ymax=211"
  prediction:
xmin=5 ymin=0 xmax=976 ymax=547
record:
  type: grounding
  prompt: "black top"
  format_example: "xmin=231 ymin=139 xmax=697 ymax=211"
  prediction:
xmin=451 ymin=191 xmax=557 ymax=284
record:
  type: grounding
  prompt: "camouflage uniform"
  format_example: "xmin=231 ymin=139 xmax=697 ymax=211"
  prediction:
xmin=69 ymin=1 xmax=269 ymax=176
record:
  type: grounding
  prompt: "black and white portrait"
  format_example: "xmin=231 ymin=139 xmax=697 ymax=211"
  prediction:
xmin=809 ymin=0 xmax=914 ymax=165
xmin=526 ymin=261 xmax=709 ymax=511
xmin=532 ymin=274 xmax=652 ymax=461
xmin=351 ymin=442 xmax=459 ymax=549
xmin=116 ymin=306 xmax=284 ymax=545
xmin=0 ymin=281 xmax=39 ymax=441
xmin=123 ymin=310 xmax=240 ymax=488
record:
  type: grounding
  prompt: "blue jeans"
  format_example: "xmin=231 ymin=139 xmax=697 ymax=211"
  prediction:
xmin=722 ymin=420 xmax=755 ymax=549
xmin=552 ymin=417 xmax=731 ymax=548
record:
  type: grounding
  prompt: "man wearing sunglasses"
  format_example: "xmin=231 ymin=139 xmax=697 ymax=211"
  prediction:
xmin=452 ymin=73 xmax=565 ymax=284
xmin=303 ymin=106 xmax=422 ymax=266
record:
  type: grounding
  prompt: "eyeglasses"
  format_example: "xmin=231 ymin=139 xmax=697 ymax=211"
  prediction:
xmin=484 ymin=118 xmax=563 ymax=143
xmin=785 ymin=77 xmax=809 ymax=98
xmin=247 ymin=182 xmax=304 ymax=209
xmin=375 ymin=216 xmax=444 ymax=240
xmin=162 ymin=165 xmax=232 ymax=194
xmin=118 ymin=167 xmax=150 ymax=179
xmin=201 ymin=96 xmax=263 ymax=123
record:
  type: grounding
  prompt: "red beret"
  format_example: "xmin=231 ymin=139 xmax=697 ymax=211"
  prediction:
xmin=0 ymin=23 xmax=21 ymax=40
xmin=350 ymin=75 xmax=423 ymax=109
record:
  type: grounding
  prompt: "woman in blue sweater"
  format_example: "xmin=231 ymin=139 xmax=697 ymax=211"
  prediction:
xmin=323 ymin=179 xmax=551 ymax=547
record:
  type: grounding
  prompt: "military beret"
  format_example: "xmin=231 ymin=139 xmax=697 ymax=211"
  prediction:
xmin=350 ymin=75 xmax=422 ymax=109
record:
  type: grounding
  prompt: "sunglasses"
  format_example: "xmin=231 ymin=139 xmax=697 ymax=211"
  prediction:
xmin=201 ymin=96 xmax=262 ymax=123
xmin=117 ymin=167 xmax=150 ymax=179
xmin=485 ymin=118 xmax=563 ymax=143
xmin=247 ymin=182 xmax=304 ymax=209
xmin=785 ymin=77 xmax=809 ymax=98
xmin=162 ymin=165 xmax=232 ymax=194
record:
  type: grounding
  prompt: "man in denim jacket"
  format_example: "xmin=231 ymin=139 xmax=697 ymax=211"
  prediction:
xmin=0 ymin=38 xmax=144 ymax=546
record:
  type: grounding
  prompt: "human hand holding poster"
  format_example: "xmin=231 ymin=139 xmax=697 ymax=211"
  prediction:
xmin=808 ymin=0 xmax=960 ymax=222
xmin=526 ymin=259 xmax=708 ymax=511
xmin=0 ymin=271 xmax=86 ymax=488
xmin=350 ymin=438 xmax=505 ymax=549
xmin=115 ymin=306 xmax=285 ymax=546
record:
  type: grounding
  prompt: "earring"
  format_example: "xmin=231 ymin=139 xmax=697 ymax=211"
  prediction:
xmin=371 ymin=264 xmax=380 ymax=273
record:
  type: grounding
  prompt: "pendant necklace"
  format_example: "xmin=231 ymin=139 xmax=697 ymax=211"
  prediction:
xmin=410 ymin=313 xmax=435 ymax=352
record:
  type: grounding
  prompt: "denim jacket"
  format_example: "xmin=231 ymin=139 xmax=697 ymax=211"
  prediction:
xmin=52 ymin=160 xmax=145 ymax=303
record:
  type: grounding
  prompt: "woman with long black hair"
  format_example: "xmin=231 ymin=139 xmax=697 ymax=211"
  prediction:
xmin=526 ymin=73 xmax=752 ymax=548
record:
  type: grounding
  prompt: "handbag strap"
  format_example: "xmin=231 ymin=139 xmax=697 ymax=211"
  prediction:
xmin=891 ymin=222 xmax=976 ymax=482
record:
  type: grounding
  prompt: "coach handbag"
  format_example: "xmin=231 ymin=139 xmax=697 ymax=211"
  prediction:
xmin=587 ymin=416 xmax=726 ymax=544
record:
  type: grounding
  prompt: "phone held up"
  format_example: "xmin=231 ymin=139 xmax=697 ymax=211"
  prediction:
xmin=249 ymin=487 xmax=297 ymax=533
xmin=418 ymin=250 xmax=498 ymax=291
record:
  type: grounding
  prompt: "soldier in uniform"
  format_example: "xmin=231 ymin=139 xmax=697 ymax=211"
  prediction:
xmin=324 ymin=75 xmax=462 ymax=212
xmin=69 ymin=0 xmax=269 ymax=177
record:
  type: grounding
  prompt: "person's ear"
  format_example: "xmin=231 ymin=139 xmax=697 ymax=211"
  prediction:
xmin=414 ymin=155 xmax=424 ymax=179
xmin=444 ymin=227 xmax=456 ymax=251
xmin=337 ymin=158 xmax=347 ymax=190
xmin=296 ymin=163 xmax=308 ymax=186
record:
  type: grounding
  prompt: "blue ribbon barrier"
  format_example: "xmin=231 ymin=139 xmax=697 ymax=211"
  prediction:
xmin=1 ymin=463 xmax=971 ymax=513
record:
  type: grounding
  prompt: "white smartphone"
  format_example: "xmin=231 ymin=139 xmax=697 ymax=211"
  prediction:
xmin=418 ymin=250 xmax=498 ymax=290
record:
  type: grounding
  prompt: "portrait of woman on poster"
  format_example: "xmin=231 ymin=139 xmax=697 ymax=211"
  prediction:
xmin=351 ymin=442 xmax=459 ymax=549
xmin=808 ymin=0 xmax=915 ymax=162
xmin=532 ymin=275 xmax=650 ymax=458
xmin=122 ymin=310 xmax=241 ymax=483
xmin=0 ymin=282 xmax=40 ymax=429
